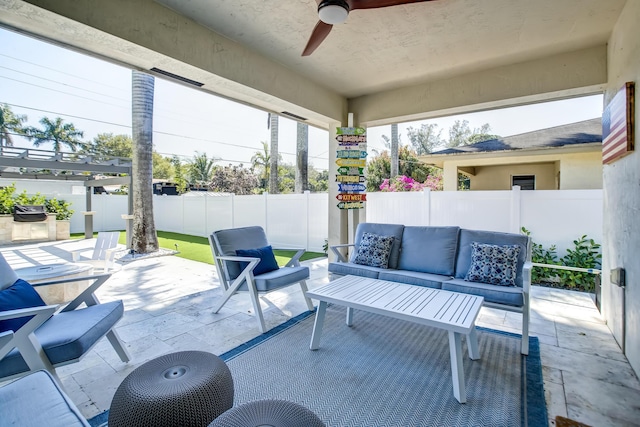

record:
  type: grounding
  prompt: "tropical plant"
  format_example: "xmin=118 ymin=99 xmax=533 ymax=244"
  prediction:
xmin=45 ymin=198 xmax=74 ymax=221
xmin=13 ymin=190 xmax=46 ymax=206
xmin=171 ymin=156 xmax=189 ymax=193
xmin=0 ymin=104 xmax=27 ymax=148
xmin=131 ymin=70 xmax=159 ymax=254
xmin=521 ymin=227 xmax=560 ymax=284
xmin=379 ymin=174 xmax=442 ymax=192
xmin=188 ymin=152 xmax=216 ymax=188
xmin=367 ymin=146 xmax=441 ymax=192
xmin=447 ymin=120 xmax=499 ymax=148
xmin=406 ymin=123 xmax=444 ymax=154
xmin=24 ymin=117 xmax=85 ymax=153
xmin=251 ymin=141 xmax=271 ymax=189
xmin=209 ymin=164 xmax=260 ymax=195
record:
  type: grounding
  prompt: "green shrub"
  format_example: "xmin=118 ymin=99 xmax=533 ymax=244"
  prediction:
xmin=45 ymin=198 xmax=74 ymax=221
xmin=14 ymin=190 xmax=46 ymax=206
xmin=521 ymin=227 xmax=560 ymax=284
xmin=0 ymin=183 xmax=17 ymax=214
xmin=559 ymin=235 xmax=601 ymax=291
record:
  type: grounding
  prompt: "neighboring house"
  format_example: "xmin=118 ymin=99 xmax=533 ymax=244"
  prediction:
xmin=419 ymin=118 xmax=603 ymax=191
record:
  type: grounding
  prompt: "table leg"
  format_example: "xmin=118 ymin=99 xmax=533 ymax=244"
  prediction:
xmin=467 ymin=326 xmax=480 ymax=360
xmin=346 ymin=307 xmax=354 ymax=326
xmin=448 ymin=330 xmax=466 ymax=403
xmin=310 ymin=301 xmax=327 ymax=350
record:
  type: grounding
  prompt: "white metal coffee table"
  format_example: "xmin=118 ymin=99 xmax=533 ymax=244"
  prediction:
xmin=306 ymin=275 xmax=484 ymax=403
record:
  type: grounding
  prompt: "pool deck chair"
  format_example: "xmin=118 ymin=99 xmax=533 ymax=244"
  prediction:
xmin=70 ymin=231 xmax=121 ymax=273
xmin=209 ymin=226 xmax=314 ymax=333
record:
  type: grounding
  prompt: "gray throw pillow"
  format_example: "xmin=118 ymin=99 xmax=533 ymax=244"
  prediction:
xmin=352 ymin=232 xmax=394 ymax=269
xmin=464 ymin=242 xmax=521 ymax=286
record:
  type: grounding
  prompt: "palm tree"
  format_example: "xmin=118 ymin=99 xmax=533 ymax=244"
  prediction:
xmin=390 ymin=123 xmax=399 ymax=178
xmin=0 ymin=104 xmax=27 ymax=148
xmin=295 ymin=122 xmax=308 ymax=193
xmin=188 ymin=152 xmax=217 ymax=188
xmin=251 ymin=141 xmax=271 ymax=189
xmin=268 ymin=113 xmax=279 ymax=194
xmin=24 ymin=117 xmax=84 ymax=153
xmin=131 ymin=70 xmax=159 ymax=254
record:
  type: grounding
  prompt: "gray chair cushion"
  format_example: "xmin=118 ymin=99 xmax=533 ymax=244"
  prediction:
xmin=378 ymin=270 xmax=449 ymax=289
xmin=442 ymin=278 xmax=524 ymax=307
xmin=328 ymin=262 xmax=386 ymax=279
xmin=0 ymin=370 xmax=89 ymax=426
xmin=350 ymin=223 xmax=404 ymax=269
xmin=454 ymin=229 xmax=529 ymax=287
xmin=252 ymin=266 xmax=309 ymax=292
xmin=212 ymin=226 xmax=270 ymax=279
xmin=0 ymin=301 xmax=124 ymax=378
xmin=398 ymin=226 xmax=460 ymax=275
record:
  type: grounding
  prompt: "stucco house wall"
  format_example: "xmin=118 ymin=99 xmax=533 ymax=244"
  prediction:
xmin=469 ymin=162 xmax=557 ymax=190
xmin=602 ymin=0 xmax=640 ymax=377
xmin=559 ymin=151 xmax=603 ymax=189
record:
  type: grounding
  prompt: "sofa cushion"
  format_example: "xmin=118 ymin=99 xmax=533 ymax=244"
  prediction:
xmin=398 ymin=226 xmax=460 ymax=275
xmin=328 ymin=262 xmax=386 ymax=279
xmin=378 ymin=270 xmax=449 ymax=289
xmin=236 ymin=245 xmax=279 ymax=276
xmin=454 ymin=229 xmax=529 ymax=287
xmin=352 ymin=232 xmax=394 ymax=269
xmin=351 ymin=223 xmax=404 ymax=269
xmin=0 ymin=370 xmax=89 ymax=426
xmin=0 ymin=279 xmax=47 ymax=333
xmin=442 ymin=278 xmax=524 ymax=307
xmin=465 ymin=242 xmax=521 ymax=286
xmin=0 ymin=300 xmax=124 ymax=378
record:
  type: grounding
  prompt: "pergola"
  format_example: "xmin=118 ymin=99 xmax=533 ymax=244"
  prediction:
xmin=0 ymin=0 xmax=638 ymax=376
xmin=0 ymin=145 xmax=132 ymax=237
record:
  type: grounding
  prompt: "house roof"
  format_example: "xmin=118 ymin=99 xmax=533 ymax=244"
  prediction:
xmin=430 ymin=118 xmax=602 ymax=156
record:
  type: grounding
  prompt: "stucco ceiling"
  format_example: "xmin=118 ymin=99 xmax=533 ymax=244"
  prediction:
xmin=156 ymin=0 xmax=626 ymax=98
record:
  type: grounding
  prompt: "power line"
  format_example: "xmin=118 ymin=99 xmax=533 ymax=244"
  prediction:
xmin=2 ymin=103 xmax=130 ymax=129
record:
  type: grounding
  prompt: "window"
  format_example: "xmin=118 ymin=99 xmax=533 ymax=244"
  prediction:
xmin=512 ymin=175 xmax=535 ymax=190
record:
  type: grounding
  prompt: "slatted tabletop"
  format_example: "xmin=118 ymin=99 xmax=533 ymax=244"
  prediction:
xmin=306 ymin=275 xmax=483 ymax=335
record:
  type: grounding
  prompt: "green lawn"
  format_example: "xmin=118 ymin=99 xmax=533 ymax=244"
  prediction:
xmin=71 ymin=231 xmax=326 ymax=266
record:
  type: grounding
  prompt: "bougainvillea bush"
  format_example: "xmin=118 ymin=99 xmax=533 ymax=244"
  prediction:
xmin=379 ymin=174 xmax=443 ymax=192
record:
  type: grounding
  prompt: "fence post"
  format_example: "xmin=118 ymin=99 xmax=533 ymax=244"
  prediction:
xmin=230 ymin=193 xmax=235 ymax=229
xmin=422 ymin=188 xmax=431 ymax=226
xmin=263 ymin=191 xmax=269 ymax=238
xmin=510 ymin=185 xmax=521 ymax=233
xmin=304 ymin=190 xmax=310 ymax=251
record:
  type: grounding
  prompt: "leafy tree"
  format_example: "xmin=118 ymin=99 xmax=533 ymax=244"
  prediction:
xmin=308 ymin=167 xmax=328 ymax=192
xmin=24 ymin=117 xmax=84 ymax=153
xmin=209 ymin=164 xmax=260 ymax=195
xmin=188 ymin=152 xmax=216 ymax=188
xmin=170 ymin=156 xmax=189 ymax=193
xmin=131 ymin=70 xmax=158 ymax=254
xmin=152 ymin=152 xmax=173 ymax=180
xmin=85 ymin=133 xmax=132 ymax=159
xmin=0 ymin=104 xmax=27 ymax=148
xmin=366 ymin=146 xmax=439 ymax=191
xmin=406 ymin=123 xmax=444 ymax=154
xmin=447 ymin=120 xmax=498 ymax=148
xmin=278 ymin=163 xmax=296 ymax=193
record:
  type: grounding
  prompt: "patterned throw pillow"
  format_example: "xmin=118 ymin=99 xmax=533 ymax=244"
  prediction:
xmin=352 ymin=232 xmax=394 ymax=269
xmin=464 ymin=242 xmax=521 ymax=286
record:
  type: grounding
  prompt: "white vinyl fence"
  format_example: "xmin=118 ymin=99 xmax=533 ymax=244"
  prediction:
xmin=3 ymin=179 xmax=602 ymax=256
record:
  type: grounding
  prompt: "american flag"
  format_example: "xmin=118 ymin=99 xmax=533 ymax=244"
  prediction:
xmin=602 ymin=82 xmax=634 ymax=164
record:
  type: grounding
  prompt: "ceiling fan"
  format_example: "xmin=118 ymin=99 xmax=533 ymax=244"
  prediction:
xmin=302 ymin=0 xmax=433 ymax=56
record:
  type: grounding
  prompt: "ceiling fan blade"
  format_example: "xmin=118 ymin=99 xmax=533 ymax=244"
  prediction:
xmin=302 ymin=21 xmax=333 ymax=56
xmin=349 ymin=0 xmax=432 ymax=11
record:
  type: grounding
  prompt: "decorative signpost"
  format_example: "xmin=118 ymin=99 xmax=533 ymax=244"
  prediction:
xmin=336 ymin=126 xmax=366 ymax=210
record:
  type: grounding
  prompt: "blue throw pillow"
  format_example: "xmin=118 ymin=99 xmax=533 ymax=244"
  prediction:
xmin=0 ymin=278 xmax=47 ymax=333
xmin=236 ymin=245 xmax=280 ymax=276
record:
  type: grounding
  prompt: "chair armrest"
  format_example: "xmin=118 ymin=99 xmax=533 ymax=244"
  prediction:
xmin=522 ymin=261 xmax=533 ymax=294
xmin=215 ymin=255 xmax=260 ymax=276
xmin=0 ymin=330 xmax=13 ymax=354
xmin=0 ymin=305 xmax=58 ymax=356
xmin=270 ymin=248 xmax=306 ymax=268
xmin=69 ymin=248 xmax=88 ymax=262
xmin=330 ymin=244 xmax=355 ymax=263
xmin=31 ymin=274 xmax=113 ymax=312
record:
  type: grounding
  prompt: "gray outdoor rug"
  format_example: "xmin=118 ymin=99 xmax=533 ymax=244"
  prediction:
xmin=88 ymin=304 xmax=546 ymax=427
xmin=220 ymin=304 xmax=546 ymax=427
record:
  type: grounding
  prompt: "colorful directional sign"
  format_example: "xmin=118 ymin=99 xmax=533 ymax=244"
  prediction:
xmin=337 ymin=201 xmax=365 ymax=210
xmin=337 ymin=127 xmax=366 ymax=136
xmin=336 ymin=149 xmax=368 ymax=159
xmin=338 ymin=183 xmax=366 ymax=192
xmin=337 ymin=166 xmax=364 ymax=175
xmin=336 ymin=175 xmax=366 ymax=183
xmin=335 ymin=158 xmax=366 ymax=168
xmin=336 ymin=193 xmax=367 ymax=202
xmin=336 ymin=134 xmax=367 ymax=144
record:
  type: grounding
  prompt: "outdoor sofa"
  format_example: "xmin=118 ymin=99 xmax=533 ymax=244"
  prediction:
xmin=328 ymin=223 xmax=532 ymax=354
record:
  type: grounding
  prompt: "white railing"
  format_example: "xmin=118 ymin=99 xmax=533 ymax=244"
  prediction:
xmin=2 ymin=178 xmax=602 ymax=257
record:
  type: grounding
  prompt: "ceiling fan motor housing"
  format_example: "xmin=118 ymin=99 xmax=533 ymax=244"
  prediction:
xmin=318 ymin=0 xmax=350 ymax=25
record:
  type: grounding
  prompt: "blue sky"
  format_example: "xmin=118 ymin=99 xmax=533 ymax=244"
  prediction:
xmin=0 ymin=27 xmax=604 ymax=171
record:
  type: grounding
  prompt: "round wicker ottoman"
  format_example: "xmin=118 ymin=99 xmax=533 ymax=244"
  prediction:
xmin=208 ymin=399 xmax=325 ymax=427
xmin=109 ymin=351 xmax=234 ymax=427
